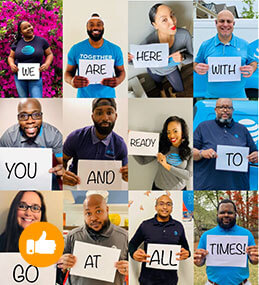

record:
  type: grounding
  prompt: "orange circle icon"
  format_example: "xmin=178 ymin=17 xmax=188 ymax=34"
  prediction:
xmin=19 ymin=222 xmax=64 ymax=267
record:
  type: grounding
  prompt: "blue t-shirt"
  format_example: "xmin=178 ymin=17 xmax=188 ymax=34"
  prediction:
xmin=67 ymin=39 xmax=124 ymax=98
xmin=194 ymin=119 xmax=257 ymax=190
xmin=198 ymin=224 xmax=255 ymax=285
xmin=195 ymin=34 xmax=255 ymax=98
xmin=63 ymin=126 xmax=128 ymax=174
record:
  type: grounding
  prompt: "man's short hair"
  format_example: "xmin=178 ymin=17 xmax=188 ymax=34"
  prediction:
xmin=217 ymin=199 xmax=237 ymax=213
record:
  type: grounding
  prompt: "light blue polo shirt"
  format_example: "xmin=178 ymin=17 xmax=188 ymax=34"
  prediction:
xmin=195 ymin=34 xmax=256 ymax=98
xmin=67 ymin=39 xmax=124 ymax=98
xmin=198 ymin=224 xmax=255 ymax=284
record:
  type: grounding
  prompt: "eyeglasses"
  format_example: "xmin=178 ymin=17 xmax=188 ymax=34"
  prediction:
xmin=18 ymin=112 xmax=43 ymax=121
xmin=18 ymin=202 xmax=41 ymax=213
xmin=157 ymin=202 xmax=173 ymax=207
xmin=215 ymin=106 xmax=233 ymax=111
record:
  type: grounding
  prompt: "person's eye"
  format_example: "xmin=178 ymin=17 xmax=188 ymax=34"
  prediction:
xmin=107 ymin=111 xmax=112 ymax=115
xmin=96 ymin=210 xmax=102 ymax=214
xmin=32 ymin=205 xmax=41 ymax=211
xmin=85 ymin=212 xmax=91 ymax=216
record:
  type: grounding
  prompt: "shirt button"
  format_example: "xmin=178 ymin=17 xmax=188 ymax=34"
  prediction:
xmin=163 ymin=230 xmax=165 ymax=233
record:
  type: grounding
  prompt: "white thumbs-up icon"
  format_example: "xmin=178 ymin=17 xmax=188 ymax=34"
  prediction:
xmin=26 ymin=231 xmax=56 ymax=255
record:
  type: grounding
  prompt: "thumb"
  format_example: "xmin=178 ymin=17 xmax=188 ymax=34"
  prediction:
xmin=38 ymin=231 xmax=47 ymax=241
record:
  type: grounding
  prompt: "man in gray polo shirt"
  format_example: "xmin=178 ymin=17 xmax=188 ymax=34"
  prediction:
xmin=0 ymin=98 xmax=63 ymax=189
xmin=57 ymin=193 xmax=128 ymax=285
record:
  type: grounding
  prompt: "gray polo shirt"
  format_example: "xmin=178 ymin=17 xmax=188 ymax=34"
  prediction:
xmin=0 ymin=122 xmax=62 ymax=157
xmin=64 ymin=223 xmax=128 ymax=285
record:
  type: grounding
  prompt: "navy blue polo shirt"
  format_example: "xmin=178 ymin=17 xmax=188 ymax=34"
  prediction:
xmin=129 ymin=215 xmax=190 ymax=285
xmin=194 ymin=119 xmax=257 ymax=190
xmin=63 ymin=126 xmax=128 ymax=174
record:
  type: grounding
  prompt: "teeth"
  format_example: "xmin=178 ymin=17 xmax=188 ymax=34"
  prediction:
xmin=23 ymin=218 xmax=33 ymax=222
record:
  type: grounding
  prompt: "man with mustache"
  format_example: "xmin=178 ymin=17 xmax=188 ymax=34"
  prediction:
xmin=65 ymin=13 xmax=125 ymax=98
xmin=193 ymin=98 xmax=258 ymax=190
xmin=57 ymin=193 xmax=128 ymax=285
xmin=0 ymin=98 xmax=63 ymax=189
xmin=63 ymin=98 xmax=128 ymax=186
xmin=194 ymin=10 xmax=257 ymax=98
xmin=194 ymin=199 xmax=258 ymax=285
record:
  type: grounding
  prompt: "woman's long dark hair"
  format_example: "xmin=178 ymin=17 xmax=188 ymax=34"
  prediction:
xmin=2 ymin=191 xmax=47 ymax=252
xmin=149 ymin=3 xmax=163 ymax=24
xmin=159 ymin=116 xmax=191 ymax=160
xmin=14 ymin=21 xmax=26 ymax=45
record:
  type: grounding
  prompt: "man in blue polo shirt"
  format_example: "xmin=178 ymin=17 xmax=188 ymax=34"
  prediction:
xmin=193 ymin=98 xmax=258 ymax=190
xmin=194 ymin=10 xmax=257 ymax=98
xmin=194 ymin=199 xmax=258 ymax=285
xmin=64 ymin=13 xmax=125 ymax=98
xmin=63 ymin=98 xmax=128 ymax=186
xmin=129 ymin=194 xmax=190 ymax=285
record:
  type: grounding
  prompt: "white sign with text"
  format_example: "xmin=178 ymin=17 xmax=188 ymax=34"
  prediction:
xmin=130 ymin=43 xmax=169 ymax=68
xmin=208 ymin=57 xmax=241 ymax=82
xmin=0 ymin=253 xmax=56 ymax=284
xmin=70 ymin=241 xmax=121 ymax=283
xmin=206 ymin=235 xmax=248 ymax=267
xmin=146 ymin=243 xmax=181 ymax=270
xmin=18 ymin=63 xmax=40 ymax=80
xmin=79 ymin=59 xmax=114 ymax=84
xmin=216 ymin=145 xmax=249 ymax=172
xmin=128 ymin=131 xmax=159 ymax=156
xmin=0 ymin=147 xmax=52 ymax=190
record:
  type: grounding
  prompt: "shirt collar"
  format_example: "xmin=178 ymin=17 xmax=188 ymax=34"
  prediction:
xmin=215 ymin=33 xmax=236 ymax=47
xmin=216 ymin=224 xmax=238 ymax=233
xmin=215 ymin=118 xmax=234 ymax=128
xmin=91 ymin=126 xmax=112 ymax=146
xmin=84 ymin=221 xmax=113 ymax=238
xmin=153 ymin=214 xmax=175 ymax=226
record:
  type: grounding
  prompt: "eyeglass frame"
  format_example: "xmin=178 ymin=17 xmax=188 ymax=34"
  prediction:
xmin=17 ymin=202 xmax=42 ymax=213
xmin=215 ymin=106 xmax=234 ymax=111
xmin=17 ymin=112 xmax=43 ymax=121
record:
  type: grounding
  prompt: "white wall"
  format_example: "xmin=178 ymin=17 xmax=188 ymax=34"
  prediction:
xmin=128 ymin=98 xmax=193 ymax=190
xmin=63 ymin=0 xmax=128 ymax=98
xmin=129 ymin=191 xmax=193 ymax=285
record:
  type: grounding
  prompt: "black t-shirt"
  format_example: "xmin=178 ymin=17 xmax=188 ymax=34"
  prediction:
xmin=11 ymin=36 xmax=49 ymax=65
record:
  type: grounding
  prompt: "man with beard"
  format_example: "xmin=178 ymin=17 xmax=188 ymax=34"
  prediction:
xmin=65 ymin=13 xmax=125 ymax=98
xmin=194 ymin=10 xmax=257 ymax=98
xmin=129 ymin=194 xmax=190 ymax=285
xmin=63 ymin=98 xmax=128 ymax=186
xmin=194 ymin=199 xmax=258 ymax=285
xmin=193 ymin=98 xmax=258 ymax=190
xmin=0 ymin=98 xmax=63 ymax=189
xmin=57 ymin=193 xmax=128 ymax=285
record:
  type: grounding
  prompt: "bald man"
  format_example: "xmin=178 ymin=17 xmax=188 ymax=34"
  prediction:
xmin=194 ymin=10 xmax=257 ymax=98
xmin=193 ymin=98 xmax=258 ymax=190
xmin=129 ymin=194 xmax=190 ymax=285
xmin=57 ymin=194 xmax=128 ymax=285
xmin=0 ymin=98 xmax=63 ymax=189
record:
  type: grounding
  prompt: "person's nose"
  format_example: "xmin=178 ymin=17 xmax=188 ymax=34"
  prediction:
xmin=26 ymin=115 xmax=35 ymax=124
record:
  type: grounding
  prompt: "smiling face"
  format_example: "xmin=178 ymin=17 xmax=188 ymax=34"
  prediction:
xmin=215 ymin=98 xmax=233 ymax=122
xmin=17 ymin=192 xmax=42 ymax=229
xmin=216 ymin=10 xmax=234 ymax=42
xmin=155 ymin=195 xmax=173 ymax=222
xmin=18 ymin=99 xmax=42 ymax=138
xmin=217 ymin=203 xmax=236 ymax=229
xmin=152 ymin=5 xmax=177 ymax=36
xmin=167 ymin=121 xmax=182 ymax=148
xmin=87 ymin=19 xmax=104 ymax=42
xmin=20 ymin=21 xmax=34 ymax=39
xmin=84 ymin=195 xmax=109 ymax=232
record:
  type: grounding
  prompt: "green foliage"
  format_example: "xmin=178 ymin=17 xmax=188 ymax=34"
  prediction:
xmin=241 ymin=0 xmax=259 ymax=18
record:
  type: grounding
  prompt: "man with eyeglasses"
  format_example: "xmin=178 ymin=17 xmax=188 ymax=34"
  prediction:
xmin=194 ymin=10 xmax=257 ymax=98
xmin=0 ymin=98 xmax=63 ymax=189
xmin=129 ymin=194 xmax=190 ymax=285
xmin=193 ymin=98 xmax=258 ymax=190
xmin=194 ymin=199 xmax=258 ymax=285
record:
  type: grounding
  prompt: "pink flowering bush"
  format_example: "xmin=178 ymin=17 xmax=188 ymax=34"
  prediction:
xmin=0 ymin=0 xmax=62 ymax=97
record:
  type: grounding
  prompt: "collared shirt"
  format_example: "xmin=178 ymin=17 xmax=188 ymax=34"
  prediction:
xmin=63 ymin=125 xmax=128 ymax=174
xmin=198 ymin=224 xmax=255 ymax=285
xmin=195 ymin=34 xmax=256 ymax=98
xmin=67 ymin=39 xmax=124 ymax=98
xmin=194 ymin=119 xmax=257 ymax=190
xmin=129 ymin=215 xmax=190 ymax=285
xmin=0 ymin=122 xmax=62 ymax=157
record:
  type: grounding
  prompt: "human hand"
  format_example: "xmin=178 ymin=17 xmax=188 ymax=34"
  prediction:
xmin=63 ymin=170 xmax=81 ymax=186
xmin=49 ymin=164 xmax=64 ymax=176
xmin=57 ymin=254 xmax=77 ymax=272
xmin=194 ymin=63 xmax=209 ymax=75
xmin=39 ymin=63 xmax=50 ymax=72
xmin=10 ymin=63 xmax=18 ymax=73
xmin=157 ymin=153 xmax=171 ymax=170
xmin=115 ymin=260 xmax=128 ymax=275
xmin=247 ymin=151 xmax=258 ymax=164
xmin=133 ymin=248 xmax=150 ymax=262
xmin=128 ymin=52 xmax=134 ymax=62
xmin=176 ymin=248 xmax=189 ymax=261
xmin=120 ymin=165 xmax=128 ymax=182
xmin=247 ymin=245 xmax=259 ymax=264
xmin=193 ymin=248 xmax=208 ymax=266
xmin=169 ymin=51 xmax=183 ymax=63
xmin=240 ymin=65 xmax=254 ymax=78
xmin=101 ymin=77 xmax=120 ymax=88
xmin=71 ymin=76 xmax=89 ymax=88
xmin=200 ymin=149 xmax=217 ymax=159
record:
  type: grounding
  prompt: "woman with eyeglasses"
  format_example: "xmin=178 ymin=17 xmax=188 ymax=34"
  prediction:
xmin=0 ymin=191 xmax=46 ymax=252
xmin=7 ymin=21 xmax=53 ymax=98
